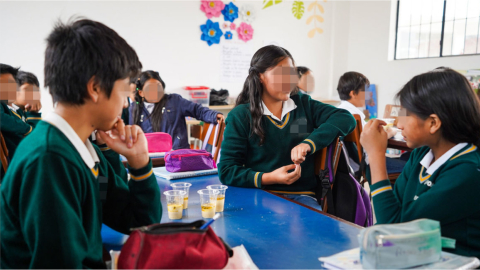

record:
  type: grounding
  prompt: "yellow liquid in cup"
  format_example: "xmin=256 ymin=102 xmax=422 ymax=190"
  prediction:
xmin=215 ymin=196 xmax=225 ymax=212
xmin=167 ymin=204 xmax=183 ymax=219
xmin=201 ymin=203 xmax=216 ymax=218
xmin=183 ymin=196 xmax=189 ymax=209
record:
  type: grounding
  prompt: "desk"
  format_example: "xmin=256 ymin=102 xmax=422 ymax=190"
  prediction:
xmin=387 ymin=138 xmax=413 ymax=152
xmin=102 ymin=175 xmax=361 ymax=269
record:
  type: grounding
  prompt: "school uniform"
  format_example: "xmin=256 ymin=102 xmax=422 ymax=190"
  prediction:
xmin=0 ymin=102 xmax=33 ymax=159
xmin=371 ymin=143 xmax=480 ymax=258
xmin=0 ymin=113 xmax=161 ymax=268
xmin=218 ymin=92 xmax=356 ymax=195
xmin=129 ymin=93 xmax=220 ymax=150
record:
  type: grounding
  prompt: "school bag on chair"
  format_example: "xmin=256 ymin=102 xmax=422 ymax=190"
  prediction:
xmin=315 ymin=140 xmax=373 ymax=227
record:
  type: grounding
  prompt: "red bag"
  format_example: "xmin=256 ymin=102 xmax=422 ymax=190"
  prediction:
xmin=117 ymin=220 xmax=232 ymax=269
xmin=145 ymin=132 xmax=172 ymax=153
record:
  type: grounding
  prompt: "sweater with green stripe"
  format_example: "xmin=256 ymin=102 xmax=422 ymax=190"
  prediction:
xmin=371 ymin=144 xmax=480 ymax=258
xmin=218 ymin=93 xmax=356 ymax=193
xmin=1 ymin=121 xmax=162 ymax=268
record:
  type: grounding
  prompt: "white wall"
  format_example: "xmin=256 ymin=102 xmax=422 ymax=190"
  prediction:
xmin=338 ymin=0 xmax=480 ymax=117
xmin=0 ymin=0 xmax=335 ymax=114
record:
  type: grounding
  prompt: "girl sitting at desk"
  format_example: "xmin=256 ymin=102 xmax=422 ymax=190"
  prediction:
xmin=130 ymin=70 xmax=223 ymax=150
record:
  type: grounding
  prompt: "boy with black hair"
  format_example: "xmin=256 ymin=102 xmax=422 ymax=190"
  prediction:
xmin=0 ymin=64 xmax=34 ymax=161
xmin=337 ymin=71 xmax=370 ymax=126
xmin=10 ymin=71 xmax=42 ymax=127
xmin=1 ymin=19 xmax=161 ymax=268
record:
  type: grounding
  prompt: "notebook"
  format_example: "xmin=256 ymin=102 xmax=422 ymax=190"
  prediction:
xmin=153 ymin=166 xmax=218 ymax=180
xmin=318 ymin=248 xmax=480 ymax=270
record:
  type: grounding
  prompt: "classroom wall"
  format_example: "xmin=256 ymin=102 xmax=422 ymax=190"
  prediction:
xmin=0 ymin=0 xmax=335 ymax=115
xmin=334 ymin=0 xmax=480 ymax=117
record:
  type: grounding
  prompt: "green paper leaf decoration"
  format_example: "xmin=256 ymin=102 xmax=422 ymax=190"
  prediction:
xmin=263 ymin=0 xmax=283 ymax=9
xmin=292 ymin=1 xmax=305 ymax=20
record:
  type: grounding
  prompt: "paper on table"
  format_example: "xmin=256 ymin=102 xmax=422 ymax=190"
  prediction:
xmin=223 ymin=245 xmax=259 ymax=270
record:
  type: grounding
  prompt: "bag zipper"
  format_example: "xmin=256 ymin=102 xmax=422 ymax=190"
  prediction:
xmin=375 ymin=229 xmax=440 ymax=247
xmin=171 ymin=153 xmax=211 ymax=161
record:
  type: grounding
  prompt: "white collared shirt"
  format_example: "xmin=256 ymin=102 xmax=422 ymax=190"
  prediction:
xmin=337 ymin=100 xmax=366 ymax=127
xmin=262 ymin=98 xmax=297 ymax=122
xmin=8 ymin=103 xmax=20 ymax=111
xmin=43 ymin=112 xmax=99 ymax=169
xmin=420 ymin=142 xmax=468 ymax=175
xmin=144 ymin=102 xmax=155 ymax=114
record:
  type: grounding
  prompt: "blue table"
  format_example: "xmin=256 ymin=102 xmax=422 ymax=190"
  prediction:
xmin=102 ymin=174 xmax=361 ymax=269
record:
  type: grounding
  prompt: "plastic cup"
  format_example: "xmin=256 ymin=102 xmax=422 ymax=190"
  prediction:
xmin=197 ymin=189 xmax=219 ymax=218
xmin=163 ymin=190 xmax=186 ymax=220
xmin=379 ymin=118 xmax=395 ymax=130
xmin=170 ymin=182 xmax=192 ymax=209
xmin=207 ymin=185 xmax=228 ymax=212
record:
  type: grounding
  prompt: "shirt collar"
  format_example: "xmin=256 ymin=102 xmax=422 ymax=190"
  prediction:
xmin=144 ymin=102 xmax=155 ymax=114
xmin=10 ymin=103 xmax=20 ymax=111
xmin=262 ymin=98 xmax=297 ymax=122
xmin=42 ymin=112 xmax=99 ymax=169
xmin=420 ymin=142 xmax=468 ymax=175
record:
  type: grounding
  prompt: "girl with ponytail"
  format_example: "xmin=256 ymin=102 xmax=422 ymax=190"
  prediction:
xmin=130 ymin=70 xmax=223 ymax=150
xmin=218 ymin=45 xmax=356 ymax=210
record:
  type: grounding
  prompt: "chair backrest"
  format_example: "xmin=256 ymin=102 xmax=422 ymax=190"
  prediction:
xmin=384 ymin=104 xmax=402 ymax=126
xmin=0 ymin=132 xmax=9 ymax=172
xmin=344 ymin=114 xmax=363 ymax=163
xmin=200 ymin=120 xmax=225 ymax=163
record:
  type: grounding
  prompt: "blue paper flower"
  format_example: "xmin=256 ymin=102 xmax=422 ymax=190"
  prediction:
xmin=222 ymin=2 xmax=239 ymax=23
xmin=224 ymin=31 xmax=233 ymax=40
xmin=200 ymin=19 xmax=223 ymax=46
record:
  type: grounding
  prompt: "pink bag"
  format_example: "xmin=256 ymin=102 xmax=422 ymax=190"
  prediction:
xmin=145 ymin=132 xmax=172 ymax=153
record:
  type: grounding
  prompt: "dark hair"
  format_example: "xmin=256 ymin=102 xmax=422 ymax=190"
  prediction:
xmin=296 ymin=66 xmax=310 ymax=78
xmin=44 ymin=18 xmax=142 ymax=105
xmin=132 ymin=70 xmax=167 ymax=132
xmin=337 ymin=71 xmax=370 ymax=101
xmin=236 ymin=45 xmax=296 ymax=145
xmin=396 ymin=67 xmax=480 ymax=146
xmin=16 ymin=71 xmax=40 ymax=88
xmin=0 ymin=64 xmax=19 ymax=78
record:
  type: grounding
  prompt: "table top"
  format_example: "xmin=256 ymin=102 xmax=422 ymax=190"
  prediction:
xmin=102 ymin=175 xmax=362 ymax=269
xmin=388 ymin=138 xmax=413 ymax=152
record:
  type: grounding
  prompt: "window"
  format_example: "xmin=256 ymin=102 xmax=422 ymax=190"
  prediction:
xmin=395 ymin=0 xmax=480 ymax=59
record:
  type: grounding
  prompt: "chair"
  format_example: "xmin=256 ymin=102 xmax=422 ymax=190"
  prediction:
xmin=200 ymin=120 xmax=225 ymax=164
xmin=189 ymin=124 xmax=203 ymax=149
xmin=344 ymin=114 xmax=363 ymax=163
xmin=0 ymin=132 xmax=9 ymax=173
xmin=314 ymin=138 xmax=342 ymax=212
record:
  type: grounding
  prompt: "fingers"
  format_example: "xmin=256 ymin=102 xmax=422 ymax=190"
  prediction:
xmin=124 ymin=126 xmax=133 ymax=148
xmin=131 ymin=125 xmax=140 ymax=143
xmin=97 ymin=130 xmax=113 ymax=145
xmin=283 ymin=164 xmax=296 ymax=172
xmin=285 ymin=164 xmax=301 ymax=185
xmin=115 ymin=116 xmax=126 ymax=141
xmin=291 ymin=146 xmax=307 ymax=164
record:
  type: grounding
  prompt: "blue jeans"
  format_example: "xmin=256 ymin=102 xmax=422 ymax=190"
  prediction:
xmin=282 ymin=194 xmax=323 ymax=211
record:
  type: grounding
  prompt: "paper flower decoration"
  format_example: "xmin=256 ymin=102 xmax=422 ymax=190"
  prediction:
xmin=222 ymin=22 xmax=229 ymax=29
xmin=200 ymin=0 xmax=225 ymax=19
xmin=236 ymin=22 xmax=254 ymax=42
xmin=240 ymin=5 xmax=256 ymax=23
xmin=224 ymin=31 xmax=233 ymax=40
xmin=222 ymin=2 xmax=239 ymax=23
xmin=230 ymin=23 xmax=236 ymax=30
xmin=200 ymin=19 xmax=223 ymax=46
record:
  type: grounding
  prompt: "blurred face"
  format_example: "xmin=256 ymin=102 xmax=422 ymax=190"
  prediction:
xmin=95 ymin=77 xmax=130 ymax=130
xmin=396 ymin=108 xmax=431 ymax=149
xmin=16 ymin=83 xmax=41 ymax=107
xmin=349 ymin=89 xmax=366 ymax=107
xmin=0 ymin=73 xmax=18 ymax=102
xmin=260 ymin=57 xmax=299 ymax=102
xmin=297 ymin=71 xmax=315 ymax=93
xmin=138 ymin=79 xmax=164 ymax=103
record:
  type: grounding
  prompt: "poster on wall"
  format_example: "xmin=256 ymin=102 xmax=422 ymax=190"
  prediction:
xmin=365 ymin=84 xmax=377 ymax=120
xmin=219 ymin=42 xmax=254 ymax=83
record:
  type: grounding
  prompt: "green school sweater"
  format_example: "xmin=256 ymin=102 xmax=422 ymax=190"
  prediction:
xmin=371 ymin=144 xmax=480 ymax=258
xmin=0 ymin=102 xmax=33 ymax=158
xmin=218 ymin=93 xmax=356 ymax=194
xmin=0 ymin=121 xmax=162 ymax=268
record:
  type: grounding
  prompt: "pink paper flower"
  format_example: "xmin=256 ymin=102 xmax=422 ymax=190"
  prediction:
xmin=200 ymin=0 xmax=225 ymax=19
xmin=230 ymin=23 xmax=236 ymax=30
xmin=222 ymin=22 xmax=229 ymax=29
xmin=236 ymin=22 xmax=254 ymax=42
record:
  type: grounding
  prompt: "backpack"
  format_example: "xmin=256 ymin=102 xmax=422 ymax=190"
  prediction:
xmin=315 ymin=140 xmax=373 ymax=227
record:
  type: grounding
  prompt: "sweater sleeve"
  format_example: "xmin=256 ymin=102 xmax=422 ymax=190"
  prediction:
xmin=178 ymin=95 xmax=220 ymax=123
xmin=300 ymin=96 xmax=356 ymax=155
xmin=0 ymin=108 xmax=32 ymax=136
xmin=218 ymin=111 xmax=263 ymax=189
xmin=25 ymin=111 xmax=42 ymax=128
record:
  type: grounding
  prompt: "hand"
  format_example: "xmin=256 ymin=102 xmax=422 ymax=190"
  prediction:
xmin=25 ymin=102 xmax=42 ymax=113
xmin=94 ymin=130 xmax=106 ymax=145
xmin=217 ymin=113 xmax=225 ymax=124
xmin=386 ymin=127 xmax=397 ymax=139
xmin=97 ymin=117 xmax=149 ymax=170
xmin=262 ymin=164 xmax=302 ymax=186
xmin=291 ymin=143 xmax=311 ymax=164
xmin=360 ymin=119 xmax=388 ymax=159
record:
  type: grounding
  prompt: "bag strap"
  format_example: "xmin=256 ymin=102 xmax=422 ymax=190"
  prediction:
xmin=202 ymin=124 xmax=215 ymax=150
xmin=211 ymin=123 xmax=220 ymax=155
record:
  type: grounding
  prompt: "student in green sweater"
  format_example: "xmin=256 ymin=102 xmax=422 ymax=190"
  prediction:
xmin=218 ymin=45 xmax=356 ymax=210
xmin=1 ymin=19 xmax=161 ymax=268
xmin=10 ymin=71 xmax=43 ymax=126
xmin=361 ymin=67 xmax=480 ymax=258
